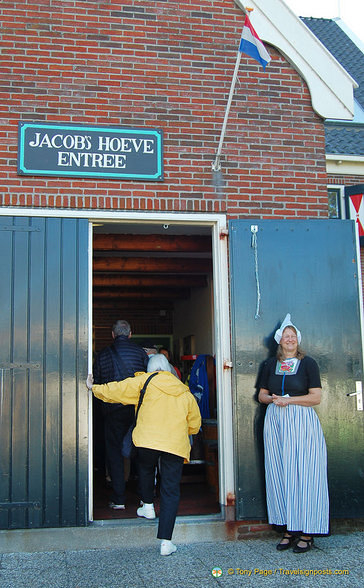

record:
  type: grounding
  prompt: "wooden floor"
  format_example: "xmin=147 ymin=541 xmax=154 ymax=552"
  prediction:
xmin=93 ymin=463 xmax=221 ymax=521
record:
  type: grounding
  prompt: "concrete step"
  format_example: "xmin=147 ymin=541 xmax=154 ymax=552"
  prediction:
xmin=0 ymin=515 xmax=235 ymax=553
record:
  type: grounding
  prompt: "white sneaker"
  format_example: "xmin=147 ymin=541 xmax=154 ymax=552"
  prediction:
xmin=160 ymin=540 xmax=177 ymax=556
xmin=137 ymin=502 xmax=156 ymax=519
xmin=108 ymin=502 xmax=125 ymax=510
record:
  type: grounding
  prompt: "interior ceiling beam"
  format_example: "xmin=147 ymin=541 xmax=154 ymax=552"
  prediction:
xmin=93 ymin=257 xmax=212 ymax=273
xmin=93 ymin=274 xmax=207 ymax=288
xmin=93 ymin=298 xmax=176 ymax=309
xmin=93 ymin=233 xmax=211 ymax=253
xmin=93 ymin=300 xmax=174 ymax=310
xmin=93 ymin=288 xmax=190 ymax=299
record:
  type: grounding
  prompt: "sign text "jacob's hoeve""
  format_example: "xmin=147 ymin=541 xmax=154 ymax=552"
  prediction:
xmin=18 ymin=123 xmax=164 ymax=181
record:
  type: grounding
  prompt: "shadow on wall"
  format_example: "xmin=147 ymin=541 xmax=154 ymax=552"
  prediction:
xmin=253 ymin=323 xmax=280 ymax=511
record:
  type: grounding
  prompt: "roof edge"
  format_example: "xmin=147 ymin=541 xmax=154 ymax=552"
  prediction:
xmin=326 ymin=154 xmax=364 ymax=176
xmin=334 ymin=17 xmax=364 ymax=53
xmin=234 ymin=0 xmax=356 ymax=120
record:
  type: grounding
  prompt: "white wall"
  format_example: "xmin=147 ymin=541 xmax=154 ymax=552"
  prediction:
xmin=173 ymin=277 xmax=213 ymax=357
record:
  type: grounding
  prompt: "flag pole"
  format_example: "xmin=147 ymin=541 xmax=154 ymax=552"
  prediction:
xmin=211 ymin=51 xmax=243 ymax=172
xmin=211 ymin=8 xmax=253 ymax=172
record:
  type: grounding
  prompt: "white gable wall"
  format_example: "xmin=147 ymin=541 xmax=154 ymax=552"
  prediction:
xmin=234 ymin=0 xmax=357 ymax=120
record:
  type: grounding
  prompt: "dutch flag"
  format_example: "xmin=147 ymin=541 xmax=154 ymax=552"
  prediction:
xmin=239 ymin=14 xmax=271 ymax=70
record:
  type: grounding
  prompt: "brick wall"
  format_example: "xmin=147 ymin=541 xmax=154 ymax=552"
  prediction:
xmin=1 ymin=0 xmax=329 ymax=219
xmin=328 ymin=175 xmax=364 ymax=186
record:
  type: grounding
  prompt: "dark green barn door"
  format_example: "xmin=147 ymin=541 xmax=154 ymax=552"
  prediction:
xmin=230 ymin=219 xmax=364 ymax=520
xmin=0 ymin=216 xmax=89 ymax=529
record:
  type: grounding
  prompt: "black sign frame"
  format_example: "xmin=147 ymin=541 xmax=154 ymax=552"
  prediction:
xmin=18 ymin=122 xmax=164 ymax=181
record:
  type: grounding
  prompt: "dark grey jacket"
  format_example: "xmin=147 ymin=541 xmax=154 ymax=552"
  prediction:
xmin=93 ymin=335 xmax=148 ymax=385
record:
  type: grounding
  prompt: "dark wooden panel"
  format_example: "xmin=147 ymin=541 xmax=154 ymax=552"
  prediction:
xmin=93 ymin=288 xmax=190 ymax=299
xmin=0 ymin=220 xmax=15 ymax=529
xmin=93 ymin=233 xmax=211 ymax=252
xmin=28 ymin=217 xmax=46 ymax=528
xmin=93 ymin=256 xmax=212 ymax=273
xmin=44 ymin=219 xmax=62 ymax=527
xmin=0 ymin=217 xmax=89 ymax=530
xmin=93 ymin=274 xmax=207 ymax=288
xmin=230 ymin=219 xmax=364 ymax=520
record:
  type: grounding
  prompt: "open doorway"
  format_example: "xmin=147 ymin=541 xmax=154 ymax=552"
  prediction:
xmin=91 ymin=221 xmax=221 ymax=520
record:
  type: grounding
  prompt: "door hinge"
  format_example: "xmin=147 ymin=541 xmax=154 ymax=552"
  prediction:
xmin=0 ymin=225 xmax=41 ymax=232
xmin=0 ymin=362 xmax=41 ymax=369
xmin=0 ymin=501 xmax=41 ymax=510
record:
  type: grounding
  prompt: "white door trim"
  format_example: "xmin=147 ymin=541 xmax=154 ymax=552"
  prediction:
xmin=87 ymin=222 xmax=94 ymax=521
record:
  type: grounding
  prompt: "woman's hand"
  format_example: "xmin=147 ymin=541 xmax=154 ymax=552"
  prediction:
xmin=272 ymin=388 xmax=322 ymax=407
xmin=258 ymin=388 xmax=273 ymax=404
xmin=272 ymin=394 xmax=290 ymax=407
xmin=86 ymin=374 xmax=94 ymax=390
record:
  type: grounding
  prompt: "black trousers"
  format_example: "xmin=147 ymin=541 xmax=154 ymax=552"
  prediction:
xmin=137 ymin=447 xmax=184 ymax=540
xmin=103 ymin=404 xmax=134 ymax=504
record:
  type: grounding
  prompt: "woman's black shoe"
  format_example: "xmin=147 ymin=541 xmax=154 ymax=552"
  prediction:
xmin=276 ymin=534 xmax=296 ymax=551
xmin=293 ymin=536 xmax=314 ymax=553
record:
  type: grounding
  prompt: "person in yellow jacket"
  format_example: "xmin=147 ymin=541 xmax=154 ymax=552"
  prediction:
xmin=87 ymin=353 xmax=201 ymax=556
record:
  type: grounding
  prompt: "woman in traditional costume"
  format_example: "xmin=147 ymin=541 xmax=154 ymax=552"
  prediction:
xmin=258 ymin=314 xmax=329 ymax=553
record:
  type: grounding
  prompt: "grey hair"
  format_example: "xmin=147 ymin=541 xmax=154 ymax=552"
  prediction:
xmin=147 ymin=353 xmax=171 ymax=373
xmin=112 ymin=320 xmax=131 ymax=337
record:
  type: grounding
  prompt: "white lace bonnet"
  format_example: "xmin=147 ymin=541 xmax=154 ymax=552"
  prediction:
xmin=274 ymin=313 xmax=302 ymax=345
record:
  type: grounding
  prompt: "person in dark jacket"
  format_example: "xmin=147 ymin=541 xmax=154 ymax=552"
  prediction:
xmin=93 ymin=319 xmax=148 ymax=509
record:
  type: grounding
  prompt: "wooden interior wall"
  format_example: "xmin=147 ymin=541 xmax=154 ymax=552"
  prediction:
xmin=92 ymin=231 xmax=212 ymax=355
xmin=93 ymin=305 xmax=174 ymax=353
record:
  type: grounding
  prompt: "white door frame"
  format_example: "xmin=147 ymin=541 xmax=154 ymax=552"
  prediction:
xmin=0 ymin=207 xmax=235 ymax=521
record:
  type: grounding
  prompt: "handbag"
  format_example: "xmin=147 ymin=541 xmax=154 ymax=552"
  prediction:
xmin=122 ymin=372 xmax=158 ymax=458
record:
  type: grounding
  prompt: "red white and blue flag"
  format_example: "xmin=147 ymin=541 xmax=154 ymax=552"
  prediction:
xmin=239 ymin=14 xmax=271 ymax=70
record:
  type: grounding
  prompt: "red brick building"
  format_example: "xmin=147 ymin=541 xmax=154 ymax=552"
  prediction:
xmin=1 ymin=0 xmax=344 ymax=216
xmin=1 ymin=1 xmax=362 ymax=532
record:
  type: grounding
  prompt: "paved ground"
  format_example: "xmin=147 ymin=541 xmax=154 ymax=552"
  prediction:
xmin=0 ymin=526 xmax=363 ymax=587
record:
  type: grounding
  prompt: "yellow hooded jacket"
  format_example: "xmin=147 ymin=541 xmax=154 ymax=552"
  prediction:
xmin=92 ymin=371 xmax=201 ymax=462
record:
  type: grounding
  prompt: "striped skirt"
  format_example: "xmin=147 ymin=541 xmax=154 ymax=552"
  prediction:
xmin=263 ymin=403 xmax=329 ymax=534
